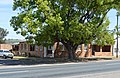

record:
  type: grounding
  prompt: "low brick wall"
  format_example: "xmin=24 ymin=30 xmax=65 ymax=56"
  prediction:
xmin=95 ymin=52 xmax=112 ymax=56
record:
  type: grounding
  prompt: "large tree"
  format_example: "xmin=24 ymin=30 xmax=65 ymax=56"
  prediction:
xmin=10 ymin=0 xmax=120 ymax=60
xmin=0 ymin=27 xmax=9 ymax=43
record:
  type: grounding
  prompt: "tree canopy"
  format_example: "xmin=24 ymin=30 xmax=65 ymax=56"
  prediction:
xmin=0 ymin=27 xmax=9 ymax=43
xmin=10 ymin=0 xmax=120 ymax=59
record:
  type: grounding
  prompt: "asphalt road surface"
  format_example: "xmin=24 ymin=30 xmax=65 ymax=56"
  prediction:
xmin=0 ymin=60 xmax=120 ymax=78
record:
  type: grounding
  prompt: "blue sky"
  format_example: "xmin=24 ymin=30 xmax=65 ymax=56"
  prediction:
xmin=0 ymin=0 xmax=119 ymax=39
xmin=0 ymin=0 xmax=24 ymax=39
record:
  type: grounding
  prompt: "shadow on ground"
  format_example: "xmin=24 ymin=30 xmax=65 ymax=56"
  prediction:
xmin=0 ymin=57 xmax=113 ymax=66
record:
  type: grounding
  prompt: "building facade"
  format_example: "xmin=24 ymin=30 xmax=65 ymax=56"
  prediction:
xmin=113 ymin=37 xmax=120 ymax=57
xmin=0 ymin=44 xmax=12 ymax=50
xmin=12 ymin=41 xmax=113 ymax=58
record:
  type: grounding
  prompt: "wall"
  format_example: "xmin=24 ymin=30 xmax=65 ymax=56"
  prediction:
xmin=113 ymin=36 xmax=120 ymax=56
xmin=18 ymin=42 xmax=44 ymax=57
xmin=93 ymin=45 xmax=112 ymax=56
xmin=13 ymin=42 xmax=113 ymax=58
xmin=95 ymin=52 xmax=112 ymax=56
xmin=0 ymin=44 xmax=12 ymax=50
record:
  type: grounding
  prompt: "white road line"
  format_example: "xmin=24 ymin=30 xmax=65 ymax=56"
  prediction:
xmin=0 ymin=70 xmax=28 ymax=75
xmin=61 ymin=70 xmax=120 ymax=78
xmin=0 ymin=62 xmax=85 ymax=69
xmin=106 ymin=62 xmax=120 ymax=66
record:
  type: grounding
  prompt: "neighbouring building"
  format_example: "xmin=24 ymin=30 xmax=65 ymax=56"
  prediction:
xmin=12 ymin=41 xmax=67 ymax=58
xmin=18 ymin=41 xmax=44 ymax=57
xmin=12 ymin=43 xmax=19 ymax=56
xmin=13 ymin=41 xmax=54 ymax=57
xmin=0 ymin=44 xmax=12 ymax=50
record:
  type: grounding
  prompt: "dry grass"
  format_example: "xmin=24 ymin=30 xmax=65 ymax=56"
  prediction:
xmin=13 ymin=56 xmax=28 ymax=59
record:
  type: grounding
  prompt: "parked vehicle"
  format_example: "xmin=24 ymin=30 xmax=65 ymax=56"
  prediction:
xmin=0 ymin=50 xmax=14 ymax=59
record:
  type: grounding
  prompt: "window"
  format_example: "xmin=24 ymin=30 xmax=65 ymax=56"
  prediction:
xmin=30 ymin=45 xmax=35 ymax=51
xmin=102 ymin=46 xmax=110 ymax=52
xmin=21 ymin=44 xmax=24 ymax=50
xmin=0 ymin=50 xmax=3 ymax=52
xmin=13 ymin=45 xmax=19 ymax=51
xmin=35 ymin=45 xmax=38 ymax=52
xmin=4 ymin=51 xmax=10 ymax=53
xmin=47 ymin=50 xmax=52 ymax=55
xmin=92 ymin=45 xmax=100 ymax=52
xmin=47 ymin=46 xmax=52 ymax=55
xmin=24 ymin=44 xmax=27 ymax=50
xmin=48 ymin=46 xmax=52 ymax=50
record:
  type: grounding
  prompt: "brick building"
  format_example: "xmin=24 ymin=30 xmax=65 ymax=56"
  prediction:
xmin=0 ymin=44 xmax=12 ymax=50
xmin=12 ymin=41 xmax=113 ymax=58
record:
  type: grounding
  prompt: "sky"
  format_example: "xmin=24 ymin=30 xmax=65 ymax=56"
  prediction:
xmin=0 ymin=0 xmax=24 ymax=39
xmin=0 ymin=0 xmax=119 ymax=39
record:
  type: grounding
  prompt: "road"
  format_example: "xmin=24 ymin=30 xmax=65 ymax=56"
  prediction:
xmin=0 ymin=60 xmax=120 ymax=78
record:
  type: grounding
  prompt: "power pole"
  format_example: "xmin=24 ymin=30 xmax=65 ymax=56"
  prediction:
xmin=116 ymin=12 xmax=119 ymax=58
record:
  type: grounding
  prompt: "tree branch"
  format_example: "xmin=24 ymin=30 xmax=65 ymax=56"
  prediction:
xmin=97 ymin=9 xmax=110 ymax=28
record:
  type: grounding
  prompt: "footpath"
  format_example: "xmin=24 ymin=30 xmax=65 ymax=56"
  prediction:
xmin=0 ymin=56 xmax=120 ymax=68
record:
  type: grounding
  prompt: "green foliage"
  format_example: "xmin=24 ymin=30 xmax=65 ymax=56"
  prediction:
xmin=0 ymin=27 xmax=9 ymax=43
xmin=94 ymin=17 xmax=115 ymax=45
xmin=10 ymin=0 xmax=120 ymax=59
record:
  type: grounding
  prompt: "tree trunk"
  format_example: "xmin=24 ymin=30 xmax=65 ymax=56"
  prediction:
xmin=86 ymin=44 xmax=92 ymax=57
xmin=54 ymin=42 xmax=59 ymax=58
xmin=68 ymin=49 xmax=75 ymax=60
xmin=61 ymin=41 xmax=77 ymax=60
xmin=80 ymin=44 xmax=86 ymax=57
xmin=66 ymin=46 xmax=76 ymax=60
